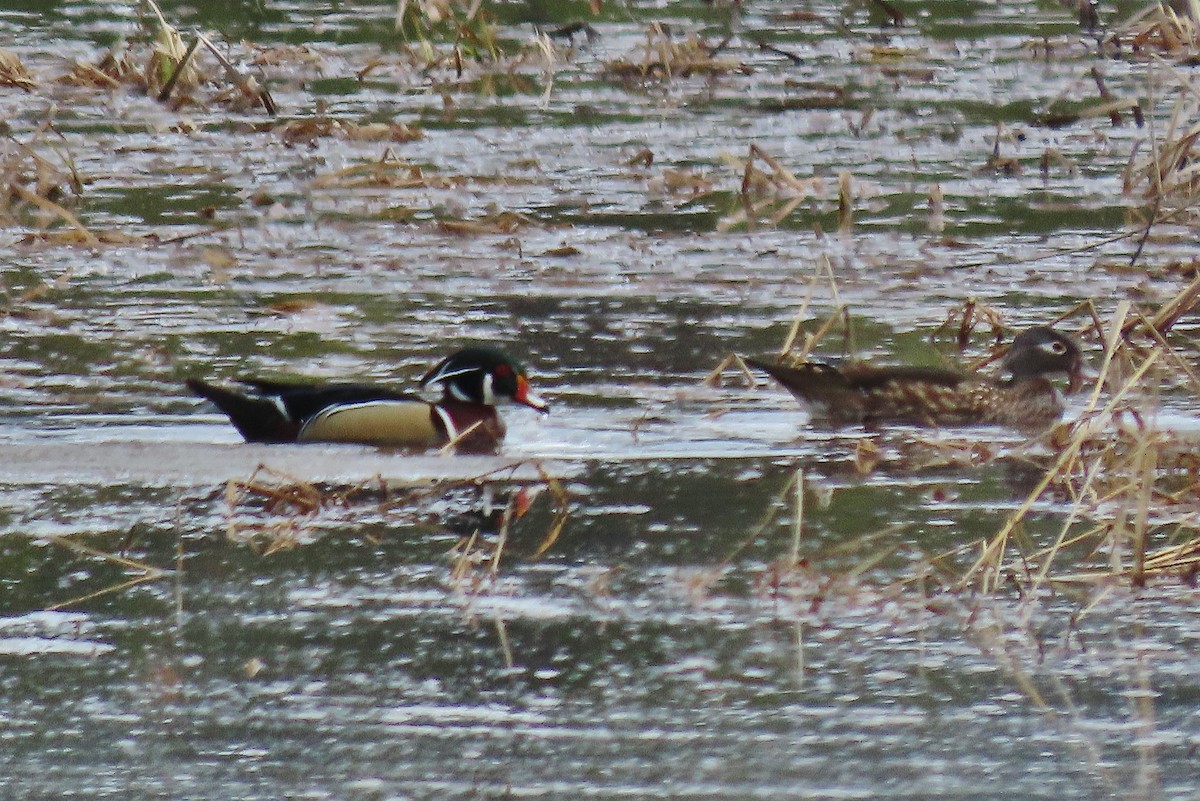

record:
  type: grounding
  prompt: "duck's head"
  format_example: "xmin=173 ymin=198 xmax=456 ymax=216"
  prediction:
xmin=1002 ymin=327 xmax=1084 ymax=391
xmin=420 ymin=347 xmax=549 ymax=412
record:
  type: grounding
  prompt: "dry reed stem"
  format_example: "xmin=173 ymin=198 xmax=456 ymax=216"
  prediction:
xmin=1111 ymin=1 xmax=1200 ymax=53
xmin=144 ymin=0 xmax=201 ymax=92
xmin=1129 ymin=432 xmax=1157 ymax=585
xmin=961 ymin=303 xmax=1150 ymax=591
xmin=779 ymin=305 xmax=847 ymax=365
xmin=964 ymin=279 xmax=1200 ymax=589
xmin=48 ymin=533 xmax=166 ymax=574
xmin=790 ymin=467 xmax=804 ymax=569
xmin=156 ymin=34 xmax=200 ymax=102
xmin=702 ymin=353 xmax=758 ymax=387
xmin=488 ymin=496 xmax=513 ymax=574
xmin=445 ymin=479 xmax=564 ymax=594
xmin=1124 ymin=58 xmax=1200 ymax=238
xmin=0 ymin=47 xmax=35 ymax=91
xmin=8 ymin=180 xmax=97 ymax=247
xmin=989 ymin=351 xmax=1161 ymax=585
xmin=935 ymin=297 xmax=1007 ymax=353
xmin=46 ymin=572 xmax=167 ymax=612
xmin=837 ymin=171 xmax=853 ymax=232
xmin=777 ymin=255 xmax=844 ymax=357
xmin=438 ymin=420 xmax=484 ymax=454
xmin=450 ymin=529 xmax=479 ymax=582
xmin=531 ymin=509 xmax=569 ymax=558
xmin=1121 ymin=272 xmax=1200 ymax=344
xmin=40 ymin=531 xmax=169 ymax=611
xmin=196 ymin=33 xmax=277 ymax=115
xmin=1030 ymin=507 xmax=1111 ymax=593
xmin=737 ymin=144 xmax=822 ymax=198
xmin=530 ymin=462 xmax=571 ymax=558
xmin=494 ymin=617 xmax=514 ymax=669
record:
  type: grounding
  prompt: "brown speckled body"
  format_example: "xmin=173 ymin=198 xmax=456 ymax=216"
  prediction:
xmin=746 ymin=327 xmax=1082 ymax=431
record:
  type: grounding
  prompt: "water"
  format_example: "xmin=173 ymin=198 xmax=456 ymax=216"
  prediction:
xmin=1 ymin=1 xmax=1199 ymax=798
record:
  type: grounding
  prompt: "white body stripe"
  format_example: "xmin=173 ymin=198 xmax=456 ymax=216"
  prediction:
xmin=433 ymin=405 xmax=457 ymax=441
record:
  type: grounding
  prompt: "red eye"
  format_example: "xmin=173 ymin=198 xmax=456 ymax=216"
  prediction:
xmin=494 ymin=363 xmax=513 ymax=378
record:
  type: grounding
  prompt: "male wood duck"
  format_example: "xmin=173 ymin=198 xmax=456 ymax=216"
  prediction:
xmin=186 ymin=347 xmax=549 ymax=451
xmin=745 ymin=326 xmax=1084 ymax=430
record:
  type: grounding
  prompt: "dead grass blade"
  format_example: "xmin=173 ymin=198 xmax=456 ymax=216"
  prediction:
xmin=530 ymin=462 xmax=571 ymax=558
xmin=196 ymin=33 xmax=277 ymax=115
xmin=1109 ymin=1 xmax=1200 ymax=54
xmin=8 ymin=182 xmax=100 ymax=247
xmin=959 ymin=284 xmax=1200 ymax=591
xmin=144 ymin=0 xmax=201 ymax=94
xmin=0 ymin=47 xmax=35 ymax=91
xmin=776 ymin=255 xmax=844 ymax=360
xmin=604 ymin=23 xmax=746 ymax=83
xmin=39 ymin=531 xmax=170 ymax=611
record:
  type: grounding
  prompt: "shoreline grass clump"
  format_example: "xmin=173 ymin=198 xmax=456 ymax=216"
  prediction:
xmin=725 ymin=262 xmax=1200 ymax=593
xmin=55 ymin=0 xmax=275 ymax=114
xmin=961 ymin=289 xmax=1200 ymax=592
xmin=1108 ymin=1 xmax=1200 ymax=56
xmin=0 ymin=125 xmax=92 ymax=246
xmin=0 ymin=47 xmax=35 ymax=92
xmin=1125 ymin=67 xmax=1200 ymax=237
xmin=220 ymin=462 xmax=569 ymax=564
xmin=604 ymin=22 xmax=748 ymax=84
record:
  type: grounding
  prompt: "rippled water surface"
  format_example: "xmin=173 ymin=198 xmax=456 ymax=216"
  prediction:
xmin=2 ymin=1 xmax=1200 ymax=798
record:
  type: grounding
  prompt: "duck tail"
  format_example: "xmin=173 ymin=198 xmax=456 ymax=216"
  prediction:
xmin=744 ymin=357 xmax=845 ymax=402
xmin=185 ymin=379 xmax=298 ymax=442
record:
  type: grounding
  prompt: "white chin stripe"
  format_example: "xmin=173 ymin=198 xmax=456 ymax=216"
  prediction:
xmin=482 ymin=373 xmax=495 ymax=406
xmin=521 ymin=388 xmax=548 ymax=409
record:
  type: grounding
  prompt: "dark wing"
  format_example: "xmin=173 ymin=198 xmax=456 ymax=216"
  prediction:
xmin=745 ymin=357 xmax=851 ymax=398
xmin=188 ymin=378 xmax=421 ymax=442
xmin=838 ymin=365 xmax=977 ymax=426
xmin=744 ymin=358 xmax=866 ymax=424
xmin=836 ymin=364 xmax=966 ymax=390
xmin=236 ymin=377 xmax=323 ymax=394
xmin=186 ymin=378 xmax=300 ymax=442
xmin=266 ymin=383 xmax=421 ymax=423
xmin=746 ymin=357 xmax=974 ymax=426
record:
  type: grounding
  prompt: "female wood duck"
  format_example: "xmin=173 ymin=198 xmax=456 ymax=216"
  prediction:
xmin=186 ymin=347 xmax=549 ymax=450
xmin=746 ymin=326 xmax=1084 ymax=430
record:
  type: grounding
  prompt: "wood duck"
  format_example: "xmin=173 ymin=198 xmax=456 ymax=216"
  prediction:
xmin=746 ymin=326 xmax=1084 ymax=430
xmin=186 ymin=347 xmax=549 ymax=450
